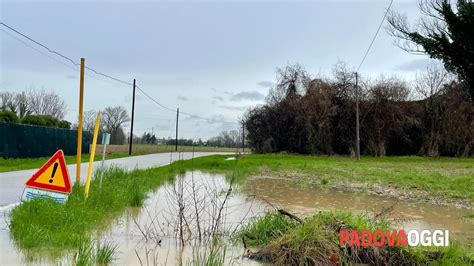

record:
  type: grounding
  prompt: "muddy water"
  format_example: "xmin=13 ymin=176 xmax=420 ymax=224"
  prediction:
xmin=1 ymin=171 xmax=473 ymax=265
xmin=245 ymin=177 xmax=474 ymax=245
xmin=101 ymin=171 xmax=267 ymax=265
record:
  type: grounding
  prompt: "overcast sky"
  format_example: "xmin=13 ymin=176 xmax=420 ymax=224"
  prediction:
xmin=0 ymin=0 xmax=433 ymax=139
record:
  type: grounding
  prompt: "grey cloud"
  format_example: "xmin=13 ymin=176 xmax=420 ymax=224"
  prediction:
xmin=211 ymin=95 xmax=224 ymax=105
xmin=177 ymin=95 xmax=189 ymax=101
xmin=218 ymin=105 xmax=248 ymax=111
xmin=257 ymin=81 xmax=274 ymax=88
xmin=393 ymin=58 xmax=436 ymax=72
xmin=229 ymin=91 xmax=265 ymax=102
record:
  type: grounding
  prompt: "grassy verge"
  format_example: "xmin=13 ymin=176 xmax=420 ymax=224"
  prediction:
xmin=0 ymin=144 xmax=234 ymax=172
xmin=235 ymin=211 xmax=474 ymax=265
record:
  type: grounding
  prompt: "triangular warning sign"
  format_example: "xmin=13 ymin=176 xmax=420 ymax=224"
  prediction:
xmin=25 ymin=150 xmax=71 ymax=194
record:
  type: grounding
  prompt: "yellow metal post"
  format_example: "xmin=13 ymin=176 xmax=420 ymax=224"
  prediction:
xmin=84 ymin=112 xmax=101 ymax=199
xmin=76 ymin=58 xmax=85 ymax=184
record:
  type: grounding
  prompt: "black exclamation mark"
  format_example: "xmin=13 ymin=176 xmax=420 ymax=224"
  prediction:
xmin=49 ymin=162 xmax=58 ymax=184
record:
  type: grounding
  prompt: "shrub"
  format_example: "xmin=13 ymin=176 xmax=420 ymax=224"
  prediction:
xmin=20 ymin=115 xmax=70 ymax=129
xmin=58 ymin=120 xmax=71 ymax=129
xmin=0 ymin=110 xmax=19 ymax=123
xmin=21 ymin=115 xmax=46 ymax=126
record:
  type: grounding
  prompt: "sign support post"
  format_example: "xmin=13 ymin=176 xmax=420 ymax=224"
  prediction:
xmin=84 ymin=112 xmax=101 ymax=199
xmin=99 ymin=133 xmax=110 ymax=190
xmin=76 ymin=58 xmax=85 ymax=184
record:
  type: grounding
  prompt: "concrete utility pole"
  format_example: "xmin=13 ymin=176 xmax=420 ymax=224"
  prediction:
xmin=242 ymin=122 xmax=245 ymax=154
xmin=355 ymin=72 xmax=360 ymax=160
xmin=129 ymin=79 xmax=136 ymax=156
xmin=175 ymin=108 xmax=179 ymax=152
xmin=76 ymin=58 xmax=85 ymax=184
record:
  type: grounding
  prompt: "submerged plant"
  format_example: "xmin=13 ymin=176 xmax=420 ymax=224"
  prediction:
xmin=74 ymin=239 xmax=117 ymax=266
xmin=95 ymin=241 xmax=118 ymax=264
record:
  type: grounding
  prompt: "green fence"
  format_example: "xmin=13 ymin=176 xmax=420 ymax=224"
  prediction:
xmin=0 ymin=123 xmax=91 ymax=158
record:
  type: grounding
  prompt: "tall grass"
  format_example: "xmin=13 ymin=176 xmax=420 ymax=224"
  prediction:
xmin=74 ymin=239 xmax=117 ymax=265
xmin=233 ymin=212 xmax=298 ymax=247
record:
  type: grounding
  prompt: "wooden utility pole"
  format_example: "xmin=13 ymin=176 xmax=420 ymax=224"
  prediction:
xmin=129 ymin=79 xmax=136 ymax=156
xmin=355 ymin=72 xmax=360 ymax=160
xmin=76 ymin=58 xmax=85 ymax=184
xmin=175 ymin=108 xmax=179 ymax=152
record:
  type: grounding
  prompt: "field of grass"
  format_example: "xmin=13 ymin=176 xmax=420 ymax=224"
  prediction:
xmin=9 ymin=154 xmax=473 ymax=262
xmin=0 ymin=144 xmax=235 ymax=172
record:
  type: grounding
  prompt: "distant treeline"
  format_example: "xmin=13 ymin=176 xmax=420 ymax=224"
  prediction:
xmin=244 ymin=64 xmax=473 ymax=157
xmin=134 ymin=130 xmax=243 ymax=148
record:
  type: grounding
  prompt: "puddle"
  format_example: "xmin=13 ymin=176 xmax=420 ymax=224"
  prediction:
xmin=245 ymin=177 xmax=474 ymax=245
xmin=100 ymin=171 xmax=266 ymax=265
xmin=1 ymin=171 xmax=473 ymax=265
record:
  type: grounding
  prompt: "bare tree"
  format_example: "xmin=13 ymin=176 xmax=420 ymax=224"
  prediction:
xmin=27 ymin=89 xmax=67 ymax=119
xmin=0 ymin=92 xmax=15 ymax=112
xmin=83 ymin=110 xmax=98 ymax=132
xmin=102 ymin=106 xmax=130 ymax=133
xmin=414 ymin=64 xmax=452 ymax=156
xmin=267 ymin=64 xmax=310 ymax=105
xmin=14 ymin=91 xmax=31 ymax=118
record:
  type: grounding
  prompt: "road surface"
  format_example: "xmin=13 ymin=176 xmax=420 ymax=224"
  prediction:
xmin=0 ymin=152 xmax=230 ymax=207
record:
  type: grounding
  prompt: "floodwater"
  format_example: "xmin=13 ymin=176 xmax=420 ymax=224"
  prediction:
xmin=0 ymin=171 xmax=472 ymax=265
xmin=245 ymin=176 xmax=474 ymax=244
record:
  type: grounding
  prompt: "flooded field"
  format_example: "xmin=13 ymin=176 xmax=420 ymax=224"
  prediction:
xmin=0 ymin=171 xmax=472 ymax=265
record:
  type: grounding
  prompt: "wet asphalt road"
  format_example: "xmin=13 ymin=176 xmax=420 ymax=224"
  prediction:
xmin=0 ymin=152 xmax=230 ymax=207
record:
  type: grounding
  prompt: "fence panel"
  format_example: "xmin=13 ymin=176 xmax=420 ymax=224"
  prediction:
xmin=0 ymin=123 xmax=91 ymax=158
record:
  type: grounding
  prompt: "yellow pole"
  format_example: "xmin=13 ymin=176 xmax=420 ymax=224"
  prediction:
xmin=84 ymin=112 xmax=100 ymax=199
xmin=76 ymin=58 xmax=85 ymax=184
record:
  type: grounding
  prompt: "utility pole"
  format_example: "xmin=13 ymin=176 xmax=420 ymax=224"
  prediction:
xmin=76 ymin=58 xmax=85 ymax=184
xmin=175 ymin=108 xmax=179 ymax=152
xmin=129 ymin=79 xmax=136 ymax=156
xmin=242 ymin=122 xmax=245 ymax=154
xmin=355 ymin=72 xmax=360 ymax=160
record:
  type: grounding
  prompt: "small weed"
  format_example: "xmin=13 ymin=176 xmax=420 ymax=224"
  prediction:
xmin=320 ymin=177 xmax=329 ymax=185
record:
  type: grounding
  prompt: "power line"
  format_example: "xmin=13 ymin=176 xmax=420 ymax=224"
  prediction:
xmin=1 ymin=21 xmax=236 ymax=125
xmin=356 ymin=0 xmax=394 ymax=72
xmin=0 ymin=28 xmax=78 ymax=72
xmin=0 ymin=22 xmax=79 ymax=67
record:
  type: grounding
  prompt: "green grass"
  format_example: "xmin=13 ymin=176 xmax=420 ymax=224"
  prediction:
xmin=233 ymin=212 xmax=299 ymax=247
xmin=236 ymin=211 xmax=473 ymax=265
xmin=95 ymin=241 xmax=117 ymax=264
xmin=74 ymin=239 xmax=117 ymax=265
